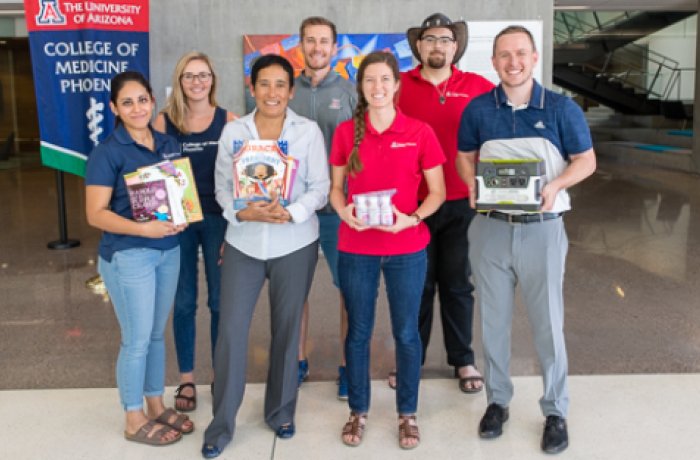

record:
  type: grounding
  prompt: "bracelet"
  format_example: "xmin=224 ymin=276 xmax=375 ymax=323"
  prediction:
xmin=409 ymin=212 xmax=422 ymax=226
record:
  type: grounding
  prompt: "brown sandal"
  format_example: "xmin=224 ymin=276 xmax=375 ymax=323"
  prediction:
xmin=155 ymin=408 xmax=194 ymax=434
xmin=124 ymin=420 xmax=182 ymax=446
xmin=398 ymin=415 xmax=420 ymax=450
xmin=341 ymin=412 xmax=367 ymax=447
xmin=174 ymin=382 xmax=197 ymax=412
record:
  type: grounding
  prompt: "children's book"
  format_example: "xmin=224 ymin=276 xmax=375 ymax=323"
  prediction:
xmin=231 ymin=140 xmax=298 ymax=210
xmin=124 ymin=173 xmax=186 ymax=225
xmin=137 ymin=158 xmax=204 ymax=223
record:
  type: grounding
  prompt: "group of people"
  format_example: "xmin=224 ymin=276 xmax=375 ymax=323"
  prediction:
xmin=84 ymin=11 xmax=595 ymax=459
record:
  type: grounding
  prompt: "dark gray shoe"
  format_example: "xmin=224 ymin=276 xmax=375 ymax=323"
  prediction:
xmin=541 ymin=415 xmax=568 ymax=454
xmin=478 ymin=403 xmax=509 ymax=439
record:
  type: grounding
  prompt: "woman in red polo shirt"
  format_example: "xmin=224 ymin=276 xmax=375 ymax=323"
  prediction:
xmin=329 ymin=51 xmax=445 ymax=450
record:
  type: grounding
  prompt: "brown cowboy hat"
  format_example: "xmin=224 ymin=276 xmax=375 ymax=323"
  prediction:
xmin=407 ymin=13 xmax=468 ymax=65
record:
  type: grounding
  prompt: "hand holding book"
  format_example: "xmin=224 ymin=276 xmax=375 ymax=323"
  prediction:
xmin=138 ymin=220 xmax=188 ymax=238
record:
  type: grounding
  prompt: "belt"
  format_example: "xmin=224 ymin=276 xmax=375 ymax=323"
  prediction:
xmin=481 ymin=210 xmax=563 ymax=224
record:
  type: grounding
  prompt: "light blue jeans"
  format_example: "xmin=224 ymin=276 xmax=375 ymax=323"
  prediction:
xmin=99 ymin=246 xmax=180 ymax=411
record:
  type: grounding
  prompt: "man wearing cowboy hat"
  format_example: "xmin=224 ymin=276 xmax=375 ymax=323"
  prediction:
xmin=394 ymin=13 xmax=494 ymax=393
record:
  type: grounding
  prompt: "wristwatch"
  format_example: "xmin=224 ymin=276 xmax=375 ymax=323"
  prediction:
xmin=410 ymin=212 xmax=422 ymax=227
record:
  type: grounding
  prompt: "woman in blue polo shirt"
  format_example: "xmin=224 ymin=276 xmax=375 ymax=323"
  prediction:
xmin=85 ymin=71 xmax=193 ymax=446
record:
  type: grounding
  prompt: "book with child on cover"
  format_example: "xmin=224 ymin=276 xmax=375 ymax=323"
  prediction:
xmin=124 ymin=173 xmax=186 ymax=225
xmin=231 ymin=140 xmax=298 ymax=210
xmin=124 ymin=157 xmax=203 ymax=225
xmin=139 ymin=158 xmax=204 ymax=223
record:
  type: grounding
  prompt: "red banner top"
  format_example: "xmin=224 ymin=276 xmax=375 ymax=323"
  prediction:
xmin=24 ymin=0 xmax=149 ymax=32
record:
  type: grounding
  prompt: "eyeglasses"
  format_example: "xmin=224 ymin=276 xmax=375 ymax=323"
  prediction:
xmin=421 ymin=35 xmax=455 ymax=47
xmin=181 ymin=72 xmax=212 ymax=83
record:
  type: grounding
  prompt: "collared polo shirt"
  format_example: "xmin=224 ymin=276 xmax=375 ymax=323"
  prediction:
xmin=330 ymin=110 xmax=445 ymax=255
xmin=85 ymin=123 xmax=181 ymax=261
xmin=458 ymin=80 xmax=593 ymax=213
xmin=399 ymin=65 xmax=494 ymax=201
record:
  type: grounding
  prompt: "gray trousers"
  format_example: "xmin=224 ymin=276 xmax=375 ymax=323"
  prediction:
xmin=203 ymin=241 xmax=318 ymax=449
xmin=468 ymin=214 xmax=569 ymax=417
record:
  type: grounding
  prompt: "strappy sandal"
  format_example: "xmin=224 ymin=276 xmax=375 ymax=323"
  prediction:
xmin=341 ymin=412 xmax=367 ymax=447
xmin=155 ymin=407 xmax=195 ymax=434
xmin=124 ymin=420 xmax=182 ymax=446
xmin=398 ymin=415 xmax=420 ymax=450
xmin=174 ymin=382 xmax=197 ymax=412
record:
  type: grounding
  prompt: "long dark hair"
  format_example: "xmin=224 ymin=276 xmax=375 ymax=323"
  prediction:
xmin=347 ymin=51 xmax=400 ymax=175
xmin=110 ymin=71 xmax=153 ymax=127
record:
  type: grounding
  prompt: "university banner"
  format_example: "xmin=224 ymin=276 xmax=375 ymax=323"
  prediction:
xmin=24 ymin=0 xmax=149 ymax=177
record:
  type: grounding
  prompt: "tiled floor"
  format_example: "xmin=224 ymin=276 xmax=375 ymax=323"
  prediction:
xmin=1 ymin=151 xmax=700 ymax=458
xmin=3 ymin=375 xmax=700 ymax=459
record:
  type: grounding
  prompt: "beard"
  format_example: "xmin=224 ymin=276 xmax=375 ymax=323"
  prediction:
xmin=426 ymin=53 xmax=448 ymax=69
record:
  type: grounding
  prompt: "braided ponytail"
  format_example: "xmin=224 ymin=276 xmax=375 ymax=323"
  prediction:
xmin=347 ymin=98 xmax=367 ymax=175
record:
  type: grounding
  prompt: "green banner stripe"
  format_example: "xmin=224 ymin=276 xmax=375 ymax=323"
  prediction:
xmin=40 ymin=145 xmax=87 ymax=177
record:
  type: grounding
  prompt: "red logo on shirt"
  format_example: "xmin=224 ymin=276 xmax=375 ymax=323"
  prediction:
xmin=391 ymin=142 xmax=417 ymax=148
xmin=329 ymin=98 xmax=341 ymax=110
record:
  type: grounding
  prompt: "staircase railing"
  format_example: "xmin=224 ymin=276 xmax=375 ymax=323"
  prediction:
xmin=590 ymin=43 xmax=681 ymax=100
xmin=554 ymin=11 xmax=639 ymax=44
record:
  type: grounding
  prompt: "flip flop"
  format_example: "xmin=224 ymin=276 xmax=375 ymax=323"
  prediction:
xmin=174 ymin=382 xmax=197 ymax=412
xmin=155 ymin=408 xmax=195 ymax=434
xmin=124 ymin=420 xmax=182 ymax=446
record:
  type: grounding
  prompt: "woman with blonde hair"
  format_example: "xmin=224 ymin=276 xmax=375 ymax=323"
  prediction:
xmin=329 ymin=51 xmax=446 ymax=449
xmin=153 ymin=51 xmax=236 ymax=412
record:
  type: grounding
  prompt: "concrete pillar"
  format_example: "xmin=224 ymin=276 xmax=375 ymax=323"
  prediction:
xmin=693 ymin=3 xmax=700 ymax=172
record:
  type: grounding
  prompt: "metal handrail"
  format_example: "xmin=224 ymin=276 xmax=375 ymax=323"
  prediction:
xmin=576 ymin=46 xmax=687 ymax=101
xmin=554 ymin=11 xmax=637 ymax=44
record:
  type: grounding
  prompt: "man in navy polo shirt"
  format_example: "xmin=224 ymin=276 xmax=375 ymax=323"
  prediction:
xmin=456 ymin=25 xmax=596 ymax=454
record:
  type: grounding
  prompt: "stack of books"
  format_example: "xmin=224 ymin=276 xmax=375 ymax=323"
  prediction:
xmin=125 ymin=157 xmax=203 ymax=225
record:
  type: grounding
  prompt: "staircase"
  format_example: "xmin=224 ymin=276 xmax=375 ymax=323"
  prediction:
xmin=553 ymin=11 xmax=695 ymax=118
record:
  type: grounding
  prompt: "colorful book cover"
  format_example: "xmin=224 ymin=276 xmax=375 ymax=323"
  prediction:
xmin=136 ymin=158 xmax=203 ymax=223
xmin=231 ymin=140 xmax=298 ymax=210
xmin=125 ymin=174 xmax=185 ymax=224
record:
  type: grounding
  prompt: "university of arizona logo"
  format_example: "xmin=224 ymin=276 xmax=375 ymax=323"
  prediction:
xmin=35 ymin=0 xmax=66 ymax=25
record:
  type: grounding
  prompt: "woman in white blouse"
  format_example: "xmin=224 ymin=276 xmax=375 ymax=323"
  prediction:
xmin=201 ymin=54 xmax=330 ymax=459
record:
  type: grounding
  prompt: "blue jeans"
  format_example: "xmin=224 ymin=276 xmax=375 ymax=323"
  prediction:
xmin=339 ymin=250 xmax=427 ymax=414
xmin=98 ymin=246 xmax=180 ymax=411
xmin=173 ymin=213 xmax=227 ymax=373
xmin=318 ymin=212 xmax=340 ymax=288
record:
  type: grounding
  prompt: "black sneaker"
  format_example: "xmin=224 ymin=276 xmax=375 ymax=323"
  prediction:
xmin=541 ymin=415 xmax=568 ymax=454
xmin=478 ymin=403 xmax=509 ymax=438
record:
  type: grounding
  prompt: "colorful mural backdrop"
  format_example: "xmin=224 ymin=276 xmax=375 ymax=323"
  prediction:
xmin=243 ymin=33 xmax=413 ymax=87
